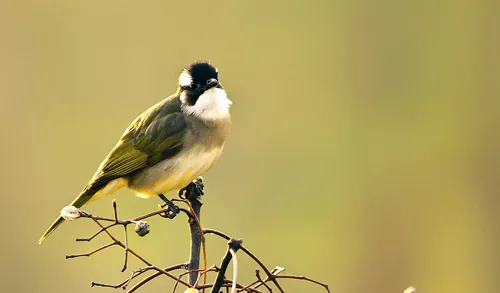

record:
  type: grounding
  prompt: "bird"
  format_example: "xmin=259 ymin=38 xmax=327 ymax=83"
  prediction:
xmin=39 ymin=60 xmax=232 ymax=243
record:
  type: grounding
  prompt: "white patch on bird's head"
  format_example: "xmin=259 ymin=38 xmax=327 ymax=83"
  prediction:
xmin=179 ymin=71 xmax=193 ymax=87
xmin=182 ymin=88 xmax=232 ymax=121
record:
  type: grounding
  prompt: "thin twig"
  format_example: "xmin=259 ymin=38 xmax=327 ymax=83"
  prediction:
xmin=172 ymin=265 xmax=219 ymax=293
xmin=125 ymin=264 xmax=189 ymax=293
xmin=255 ymin=270 xmax=273 ymax=293
xmin=76 ymin=206 xmax=192 ymax=242
xmin=238 ymin=279 xmax=261 ymax=293
xmin=196 ymin=282 xmax=265 ymax=293
xmin=78 ymin=205 xmax=192 ymax=241
xmin=251 ymin=267 xmax=285 ymax=291
xmin=91 ymin=266 xmax=154 ymax=289
xmin=122 ymin=224 xmax=129 ymax=272
xmin=112 ymin=199 xmax=119 ymax=222
xmin=273 ymin=275 xmax=330 ymax=292
xmin=203 ymin=229 xmax=285 ymax=293
xmin=194 ymin=265 xmax=219 ymax=287
xmin=66 ymin=241 xmax=118 ymax=259
xmin=132 ymin=264 xmax=186 ymax=290
xmin=122 ymin=267 xmax=150 ymax=290
xmin=127 ymin=266 xmax=191 ymax=293
xmin=87 ymin=217 xmax=152 ymax=266
xmin=76 ymin=223 xmax=112 ymax=242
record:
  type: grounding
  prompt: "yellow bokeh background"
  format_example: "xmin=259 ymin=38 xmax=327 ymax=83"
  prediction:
xmin=1 ymin=1 xmax=498 ymax=293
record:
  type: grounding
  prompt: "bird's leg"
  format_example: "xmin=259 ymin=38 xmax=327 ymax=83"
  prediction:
xmin=178 ymin=176 xmax=205 ymax=200
xmin=158 ymin=193 xmax=179 ymax=219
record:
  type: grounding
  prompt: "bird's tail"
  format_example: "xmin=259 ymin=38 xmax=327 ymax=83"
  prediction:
xmin=38 ymin=216 xmax=65 ymax=244
xmin=38 ymin=189 xmax=95 ymax=244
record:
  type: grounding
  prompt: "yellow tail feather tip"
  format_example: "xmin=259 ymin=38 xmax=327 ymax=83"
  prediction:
xmin=38 ymin=216 xmax=66 ymax=244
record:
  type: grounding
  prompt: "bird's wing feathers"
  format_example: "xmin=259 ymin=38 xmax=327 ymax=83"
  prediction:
xmin=134 ymin=110 xmax=186 ymax=165
xmin=76 ymin=96 xmax=186 ymax=203
xmin=39 ymin=96 xmax=186 ymax=243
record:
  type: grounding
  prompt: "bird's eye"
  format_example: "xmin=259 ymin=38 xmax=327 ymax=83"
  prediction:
xmin=190 ymin=82 xmax=198 ymax=90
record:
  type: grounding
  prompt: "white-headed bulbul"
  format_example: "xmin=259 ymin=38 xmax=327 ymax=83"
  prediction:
xmin=39 ymin=60 xmax=232 ymax=243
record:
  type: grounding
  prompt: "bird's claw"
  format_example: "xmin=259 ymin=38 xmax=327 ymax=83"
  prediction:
xmin=158 ymin=194 xmax=179 ymax=218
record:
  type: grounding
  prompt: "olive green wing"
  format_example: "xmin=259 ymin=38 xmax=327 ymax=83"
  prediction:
xmin=39 ymin=96 xmax=186 ymax=243
xmin=73 ymin=96 xmax=186 ymax=206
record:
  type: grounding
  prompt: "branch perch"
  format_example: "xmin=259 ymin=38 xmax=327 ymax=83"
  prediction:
xmin=61 ymin=180 xmax=329 ymax=293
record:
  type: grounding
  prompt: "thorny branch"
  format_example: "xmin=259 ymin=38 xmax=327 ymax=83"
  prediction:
xmin=63 ymin=183 xmax=330 ymax=293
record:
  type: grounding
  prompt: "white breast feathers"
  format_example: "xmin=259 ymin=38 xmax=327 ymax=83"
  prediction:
xmin=184 ymin=88 xmax=232 ymax=121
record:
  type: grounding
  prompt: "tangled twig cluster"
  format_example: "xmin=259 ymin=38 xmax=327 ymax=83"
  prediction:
xmin=63 ymin=180 xmax=330 ymax=293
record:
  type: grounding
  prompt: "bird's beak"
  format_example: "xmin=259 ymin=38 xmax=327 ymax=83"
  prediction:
xmin=204 ymin=78 xmax=219 ymax=90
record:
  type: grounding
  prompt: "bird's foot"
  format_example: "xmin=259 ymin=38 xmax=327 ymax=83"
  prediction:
xmin=158 ymin=193 xmax=179 ymax=219
xmin=178 ymin=176 xmax=204 ymax=200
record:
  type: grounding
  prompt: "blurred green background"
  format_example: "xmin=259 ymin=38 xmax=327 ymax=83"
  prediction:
xmin=1 ymin=0 xmax=498 ymax=292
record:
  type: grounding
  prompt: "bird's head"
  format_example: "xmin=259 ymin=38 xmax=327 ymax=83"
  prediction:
xmin=178 ymin=61 xmax=232 ymax=121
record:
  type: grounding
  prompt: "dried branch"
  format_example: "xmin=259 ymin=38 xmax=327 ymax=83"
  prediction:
xmin=193 ymin=265 xmax=219 ymax=288
xmin=203 ymin=229 xmax=285 ymax=293
xmin=209 ymin=238 xmax=242 ymax=293
xmin=67 ymin=201 xmax=192 ymax=290
xmin=88 ymin=216 xmax=151 ymax=267
xmin=272 ymin=275 xmax=330 ymax=293
xmin=182 ymin=182 xmax=205 ymax=286
xmin=66 ymin=241 xmax=119 ymax=259
xmin=126 ymin=264 xmax=192 ymax=293
xmin=173 ymin=266 xmax=218 ymax=293
xmin=76 ymin=205 xmax=192 ymax=242
xmin=92 ymin=263 xmax=187 ymax=290
xmin=255 ymin=270 xmax=273 ymax=293
xmin=196 ymin=282 xmax=265 ymax=293
xmin=62 ymin=181 xmax=330 ymax=293
xmin=92 ymin=266 xmax=155 ymax=289
xmin=126 ymin=271 xmax=164 ymax=293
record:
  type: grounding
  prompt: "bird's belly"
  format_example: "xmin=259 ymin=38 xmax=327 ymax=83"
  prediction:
xmin=127 ymin=146 xmax=223 ymax=198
